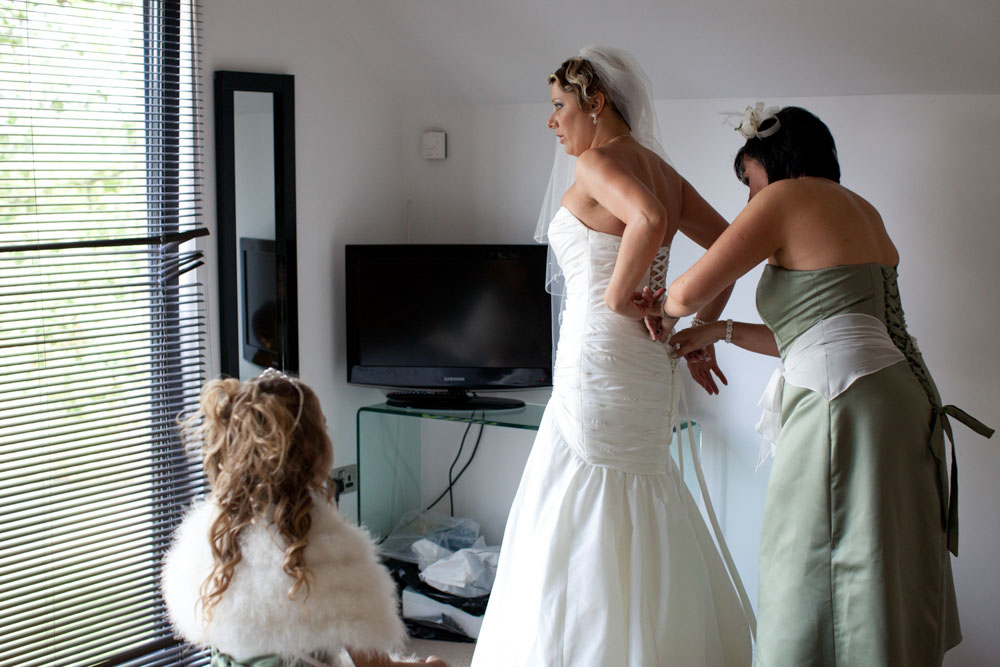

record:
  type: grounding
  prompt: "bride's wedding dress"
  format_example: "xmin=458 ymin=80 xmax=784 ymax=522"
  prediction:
xmin=471 ymin=207 xmax=751 ymax=666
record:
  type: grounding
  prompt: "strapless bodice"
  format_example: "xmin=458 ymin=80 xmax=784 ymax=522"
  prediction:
xmin=548 ymin=206 xmax=669 ymax=320
xmin=544 ymin=207 xmax=678 ymax=474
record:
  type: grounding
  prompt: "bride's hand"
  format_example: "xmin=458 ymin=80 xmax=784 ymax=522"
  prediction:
xmin=632 ymin=285 xmax=663 ymax=313
xmin=633 ymin=286 xmax=675 ymax=341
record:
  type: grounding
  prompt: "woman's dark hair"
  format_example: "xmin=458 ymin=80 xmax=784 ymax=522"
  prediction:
xmin=734 ymin=106 xmax=840 ymax=184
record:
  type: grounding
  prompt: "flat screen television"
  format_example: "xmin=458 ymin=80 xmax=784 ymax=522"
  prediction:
xmin=345 ymin=244 xmax=552 ymax=409
xmin=240 ymin=237 xmax=278 ymax=369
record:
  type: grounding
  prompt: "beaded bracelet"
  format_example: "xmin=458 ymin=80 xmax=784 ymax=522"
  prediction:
xmin=691 ymin=317 xmax=709 ymax=328
xmin=659 ymin=292 xmax=681 ymax=320
xmin=724 ymin=319 xmax=734 ymax=344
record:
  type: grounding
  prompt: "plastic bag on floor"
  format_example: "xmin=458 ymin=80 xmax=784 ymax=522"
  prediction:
xmin=410 ymin=538 xmax=455 ymax=570
xmin=380 ymin=510 xmax=501 ymax=639
xmin=419 ymin=545 xmax=500 ymax=598
xmin=379 ymin=509 xmax=482 ymax=565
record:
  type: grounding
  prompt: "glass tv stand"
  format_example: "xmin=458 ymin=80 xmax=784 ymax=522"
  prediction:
xmin=356 ymin=402 xmax=545 ymax=537
xmin=355 ymin=401 xmax=701 ymax=539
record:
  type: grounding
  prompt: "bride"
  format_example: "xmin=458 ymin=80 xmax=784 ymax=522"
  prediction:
xmin=471 ymin=46 xmax=753 ymax=666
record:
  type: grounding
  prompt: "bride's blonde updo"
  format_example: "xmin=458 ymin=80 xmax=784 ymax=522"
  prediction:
xmin=180 ymin=372 xmax=333 ymax=623
xmin=549 ymin=56 xmax=621 ymax=120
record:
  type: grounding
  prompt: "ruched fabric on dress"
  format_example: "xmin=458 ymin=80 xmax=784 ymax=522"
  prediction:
xmin=471 ymin=208 xmax=752 ymax=667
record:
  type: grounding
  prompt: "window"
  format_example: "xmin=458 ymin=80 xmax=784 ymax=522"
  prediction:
xmin=0 ymin=1 xmax=207 ymax=664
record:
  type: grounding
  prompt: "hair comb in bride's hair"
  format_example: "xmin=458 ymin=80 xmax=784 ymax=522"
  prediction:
xmin=723 ymin=102 xmax=781 ymax=139
xmin=252 ymin=367 xmax=305 ymax=430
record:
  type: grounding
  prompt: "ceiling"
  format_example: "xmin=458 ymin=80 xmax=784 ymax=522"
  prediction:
xmin=337 ymin=0 xmax=1000 ymax=105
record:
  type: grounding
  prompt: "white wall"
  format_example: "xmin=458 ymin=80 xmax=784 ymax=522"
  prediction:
xmin=200 ymin=0 xmax=408 ymax=519
xmin=402 ymin=94 xmax=1000 ymax=665
xmin=197 ymin=3 xmax=999 ymax=658
xmin=397 ymin=105 xmax=554 ymax=542
xmin=400 ymin=104 xmax=553 ymax=243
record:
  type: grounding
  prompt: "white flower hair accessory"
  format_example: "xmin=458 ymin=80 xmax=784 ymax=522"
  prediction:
xmin=732 ymin=102 xmax=781 ymax=139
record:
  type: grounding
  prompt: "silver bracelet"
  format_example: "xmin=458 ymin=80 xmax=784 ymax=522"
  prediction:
xmin=659 ymin=292 xmax=681 ymax=320
xmin=691 ymin=317 xmax=710 ymax=328
xmin=724 ymin=319 xmax=734 ymax=344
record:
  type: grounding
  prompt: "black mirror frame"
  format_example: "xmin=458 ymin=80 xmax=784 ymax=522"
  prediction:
xmin=214 ymin=71 xmax=298 ymax=378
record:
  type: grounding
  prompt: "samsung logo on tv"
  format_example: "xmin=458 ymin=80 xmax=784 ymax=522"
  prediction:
xmin=443 ymin=376 xmax=465 ymax=382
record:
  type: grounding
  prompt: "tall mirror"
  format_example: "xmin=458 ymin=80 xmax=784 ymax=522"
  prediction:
xmin=215 ymin=71 xmax=298 ymax=380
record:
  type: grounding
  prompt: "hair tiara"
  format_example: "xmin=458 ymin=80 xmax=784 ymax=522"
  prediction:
xmin=252 ymin=367 xmax=305 ymax=430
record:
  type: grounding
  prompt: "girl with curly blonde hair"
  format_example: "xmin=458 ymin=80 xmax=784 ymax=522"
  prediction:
xmin=162 ymin=371 xmax=446 ymax=667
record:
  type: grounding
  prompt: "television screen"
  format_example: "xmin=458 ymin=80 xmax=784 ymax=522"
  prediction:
xmin=346 ymin=244 xmax=552 ymax=399
xmin=240 ymin=237 xmax=278 ymax=368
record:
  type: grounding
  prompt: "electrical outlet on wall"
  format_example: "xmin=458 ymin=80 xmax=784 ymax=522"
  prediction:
xmin=332 ymin=464 xmax=358 ymax=495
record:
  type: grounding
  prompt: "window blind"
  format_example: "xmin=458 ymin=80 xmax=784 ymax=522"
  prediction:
xmin=1 ymin=1 xmax=209 ymax=665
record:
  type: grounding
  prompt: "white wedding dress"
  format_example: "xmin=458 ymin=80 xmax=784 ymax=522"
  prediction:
xmin=471 ymin=207 xmax=751 ymax=667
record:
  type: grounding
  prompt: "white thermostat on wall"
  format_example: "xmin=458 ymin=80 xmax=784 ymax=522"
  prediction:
xmin=421 ymin=130 xmax=447 ymax=160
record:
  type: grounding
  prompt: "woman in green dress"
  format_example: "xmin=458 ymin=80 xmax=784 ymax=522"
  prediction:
xmin=649 ymin=106 xmax=993 ymax=666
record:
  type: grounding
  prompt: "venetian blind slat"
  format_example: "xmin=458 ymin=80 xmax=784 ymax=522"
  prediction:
xmin=0 ymin=0 xmax=206 ymax=664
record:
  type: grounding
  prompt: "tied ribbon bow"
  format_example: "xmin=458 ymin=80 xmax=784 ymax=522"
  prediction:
xmin=933 ymin=404 xmax=994 ymax=556
xmin=753 ymin=369 xmax=994 ymax=557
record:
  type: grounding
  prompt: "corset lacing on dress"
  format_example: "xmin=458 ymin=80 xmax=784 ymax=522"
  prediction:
xmin=881 ymin=266 xmax=994 ymax=555
xmin=649 ymin=246 xmax=670 ymax=293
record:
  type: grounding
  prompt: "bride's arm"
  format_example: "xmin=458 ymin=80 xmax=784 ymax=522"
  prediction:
xmin=675 ymin=179 xmax=733 ymax=322
xmin=573 ymin=150 xmax=667 ymax=319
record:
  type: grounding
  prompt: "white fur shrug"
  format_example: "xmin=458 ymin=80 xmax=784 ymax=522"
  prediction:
xmin=161 ymin=495 xmax=405 ymax=662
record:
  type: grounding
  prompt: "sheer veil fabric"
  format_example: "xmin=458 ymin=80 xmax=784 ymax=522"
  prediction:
xmin=535 ymin=45 xmax=671 ymax=353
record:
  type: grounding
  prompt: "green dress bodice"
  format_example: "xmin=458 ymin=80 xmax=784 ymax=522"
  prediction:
xmin=750 ymin=261 xmax=979 ymax=665
xmin=755 ymin=261 xmax=991 ymax=559
xmin=756 ymin=262 xmax=942 ymax=406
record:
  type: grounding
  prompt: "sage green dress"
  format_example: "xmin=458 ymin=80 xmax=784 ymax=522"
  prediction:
xmin=754 ymin=263 xmax=991 ymax=667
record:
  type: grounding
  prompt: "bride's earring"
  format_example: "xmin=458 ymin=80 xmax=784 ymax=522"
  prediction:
xmin=591 ymin=113 xmax=598 ymax=125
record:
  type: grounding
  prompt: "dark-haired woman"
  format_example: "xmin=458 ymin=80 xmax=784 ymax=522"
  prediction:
xmin=661 ymin=106 xmax=993 ymax=666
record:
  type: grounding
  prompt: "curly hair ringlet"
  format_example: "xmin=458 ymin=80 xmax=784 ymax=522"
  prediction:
xmin=178 ymin=373 xmax=334 ymax=625
xmin=548 ymin=56 xmax=626 ymax=127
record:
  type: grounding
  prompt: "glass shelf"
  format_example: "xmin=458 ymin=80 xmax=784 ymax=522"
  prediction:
xmin=355 ymin=401 xmax=701 ymax=540
xmin=355 ymin=403 xmax=545 ymax=538
xmin=358 ymin=401 xmax=547 ymax=430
